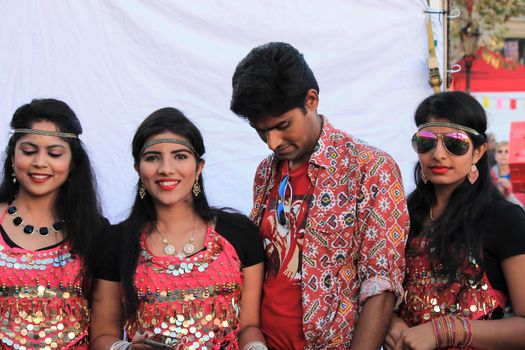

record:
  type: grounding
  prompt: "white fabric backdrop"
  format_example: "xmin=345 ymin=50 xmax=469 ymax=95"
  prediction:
xmin=0 ymin=1 xmax=433 ymax=222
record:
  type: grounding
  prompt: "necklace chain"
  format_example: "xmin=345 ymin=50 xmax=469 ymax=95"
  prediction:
xmin=155 ymin=217 xmax=198 ymax=257
xmin=7 ymin=199 xmax=62 ymax=236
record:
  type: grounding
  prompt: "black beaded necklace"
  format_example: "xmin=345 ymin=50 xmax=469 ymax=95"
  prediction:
xmin=7 ymin=200 xmax=62 ymax=236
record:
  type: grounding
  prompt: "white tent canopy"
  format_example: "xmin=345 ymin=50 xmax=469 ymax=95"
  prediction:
xmin=0 ymin=1 xmax=433 ymax=222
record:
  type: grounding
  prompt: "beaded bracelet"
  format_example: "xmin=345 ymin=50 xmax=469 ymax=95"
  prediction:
xmin=110 ymin=340 xmax=132 ymax=350
xmin=242 ymin=341 xmax=269 ymax=350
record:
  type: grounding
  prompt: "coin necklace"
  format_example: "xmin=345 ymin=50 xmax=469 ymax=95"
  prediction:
xmin=154 ymin=217 xmax=197 ymax=257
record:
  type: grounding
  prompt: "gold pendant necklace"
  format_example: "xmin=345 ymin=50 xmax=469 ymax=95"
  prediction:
xmin=154 ymin=217 xmax=197 ymax=257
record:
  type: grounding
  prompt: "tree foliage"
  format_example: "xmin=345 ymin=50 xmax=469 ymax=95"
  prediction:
xmin=451 ymin=0 xmax=525 ymax=61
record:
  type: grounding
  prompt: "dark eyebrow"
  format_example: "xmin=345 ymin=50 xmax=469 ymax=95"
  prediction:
xmin=141 ymin=150 xmax=160 ymax=157
xmin=172 ymin=149 xmax=192 ymax=154
xmin=141 ymin=149 xmax=193 ymax=157
xmin=19 ymin=141 xmax=67 ymax=150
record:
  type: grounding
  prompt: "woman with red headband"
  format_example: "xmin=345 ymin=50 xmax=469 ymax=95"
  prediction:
xmin=385 ymin=91 xmax=525 ymax=349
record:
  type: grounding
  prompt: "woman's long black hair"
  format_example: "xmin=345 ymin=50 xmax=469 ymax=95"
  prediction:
xmin=121 ymin=107 xmax=226 ymax=319
xmin=407 ymin=91 xmax=504 ymax=284
xmin=0 ymin=98 xmax=105 ymax=299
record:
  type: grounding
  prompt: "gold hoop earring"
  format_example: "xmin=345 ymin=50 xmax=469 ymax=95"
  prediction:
xmin=192 ymin=181 xmax=201 ymax=197
xmin=139 ymin=183 xmax=146 ymax=199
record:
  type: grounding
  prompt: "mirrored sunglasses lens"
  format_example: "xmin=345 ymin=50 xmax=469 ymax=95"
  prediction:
xmin=412 ymin=132 xmax=437 ymax=153
xmin=443 ymin=133 xmax=470 ymax=156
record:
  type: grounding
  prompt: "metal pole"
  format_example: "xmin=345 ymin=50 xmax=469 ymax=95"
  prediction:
xmin=465 ymin=57 xmax=472 ymax=94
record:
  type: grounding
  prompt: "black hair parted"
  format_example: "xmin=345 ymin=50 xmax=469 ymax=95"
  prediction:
xmin=121 ymin=107 xmax=227 ymax=319
xmin=230 ymin=42 xmax=319 ymax=121
xmin=0 ymin=98 xmax=106 ymax=300
xmin=131 ymin=107 xmax=205 ymax=162
xmin=408 ymin=91 xmax=504 ymax=286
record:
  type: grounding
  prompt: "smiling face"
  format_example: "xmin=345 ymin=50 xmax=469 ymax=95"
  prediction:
xmin=12 ymin=120 xmax=73 ymax=200
xmin=137 ymin=132 xmax=203 ymax=208
xmin=417 ymin=119 xmax=486 ymax=191
xmin=249 ymin=89 xmax=321 ymax=166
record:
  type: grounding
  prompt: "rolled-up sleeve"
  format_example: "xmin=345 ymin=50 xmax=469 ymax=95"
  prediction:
xmin=355 ymin=153 xmax=409 ymax=305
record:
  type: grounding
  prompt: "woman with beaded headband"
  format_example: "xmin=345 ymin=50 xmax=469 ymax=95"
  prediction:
xmin=384 ymin=91 xmax=525 ymax=350
xmin=0 ymin=98 xmax=107 ymax=349
xmin=90 ymin=108 xmax=267 ymax=350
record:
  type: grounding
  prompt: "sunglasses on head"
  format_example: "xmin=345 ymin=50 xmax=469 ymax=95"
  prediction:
xmin=276 ymin=174 xmax=292 ymax=227
xmin=411 ymin=130 xmax=471 ymax=156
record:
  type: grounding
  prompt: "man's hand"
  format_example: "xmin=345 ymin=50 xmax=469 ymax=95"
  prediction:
xmin=384 ymin=314 xmax=409 ymax=350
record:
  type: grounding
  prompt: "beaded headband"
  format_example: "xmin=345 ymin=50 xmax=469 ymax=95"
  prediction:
xmin=140 ymin=138 xmax=198 ymax=157
xmin=13 ymin=128 xmax=78 ymax=139
xmin=417 ymin=122 xmax=480 ymax=136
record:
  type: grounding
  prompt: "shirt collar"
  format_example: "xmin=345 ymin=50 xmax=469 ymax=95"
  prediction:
xmin=308 ymin=115 xmax=336 ymax=169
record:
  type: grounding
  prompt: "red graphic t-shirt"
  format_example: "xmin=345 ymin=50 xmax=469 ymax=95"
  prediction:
xmin=260 ymin=161 xmax=313 ymax=350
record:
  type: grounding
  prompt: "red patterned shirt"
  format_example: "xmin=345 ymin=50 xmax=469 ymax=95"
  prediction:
xmin=251 ymin=116 xmax=409 ymax=349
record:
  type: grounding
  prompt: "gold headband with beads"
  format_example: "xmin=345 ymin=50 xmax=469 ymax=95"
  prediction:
xmin=13 ymin=128 xmax=78 ymax=139
xmin=417 ymin=122 xmax=480 ymax=136
xmin=140 ymin=138 xmax=198 ymax=157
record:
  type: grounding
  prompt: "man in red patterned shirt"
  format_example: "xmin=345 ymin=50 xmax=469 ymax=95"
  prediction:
xmin=230 ymin=42 xmax=409 ymax=350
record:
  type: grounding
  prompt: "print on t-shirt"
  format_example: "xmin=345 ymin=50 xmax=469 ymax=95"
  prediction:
xmin=262 ymin=193 xmax=311 ymax=281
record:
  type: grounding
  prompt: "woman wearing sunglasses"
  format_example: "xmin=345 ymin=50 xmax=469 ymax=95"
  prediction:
xmin=90 ymin=108 xmax=267 ymax=350
xmin=385 ymin=91 xmax=525 ymax=350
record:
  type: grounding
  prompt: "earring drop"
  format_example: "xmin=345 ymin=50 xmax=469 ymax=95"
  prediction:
xmin=139 ymin=183 xmax=146 ymax=199
xmin=192 ymin=181 xmax=201 ymax=196
xmin=467 ymin=164 xmax=479 ymax=184
xmin=11 ymin=164 xmax=16 ymax=184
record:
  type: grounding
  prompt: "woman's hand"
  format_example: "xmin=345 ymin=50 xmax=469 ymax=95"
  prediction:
xmin=393 ymin=321 xmax=436 ymax=350
xmin=384 ymin=314 xmax=409 ymax=350
xmin=127 ymin=332 xmax=156 ymax=349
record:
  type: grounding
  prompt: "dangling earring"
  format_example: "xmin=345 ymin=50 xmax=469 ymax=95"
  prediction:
xmin=420 ymin=169 xmax=429 ymax=184
xmin=192 ymin=181 xmax=201 ymax=197
xmin=139 ymin=183 xmax=146 ymax=199
xmin=467 ymin=164 xmax=479 ymax=184
xmin=11 ymin=165 xmax=16 ymax=184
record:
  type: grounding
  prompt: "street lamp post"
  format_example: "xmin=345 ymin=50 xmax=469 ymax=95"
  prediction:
xmin=460 ymin=21 xmax=481 ymax=94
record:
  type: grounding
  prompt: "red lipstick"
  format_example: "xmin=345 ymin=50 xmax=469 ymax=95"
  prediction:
xmin=157 ymin=178 xmax=179 ymax=191
xmin=430 ymin=167 xmax=450 ymax=174
xmin=29 ymin=174 xmax=51 ymax=183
